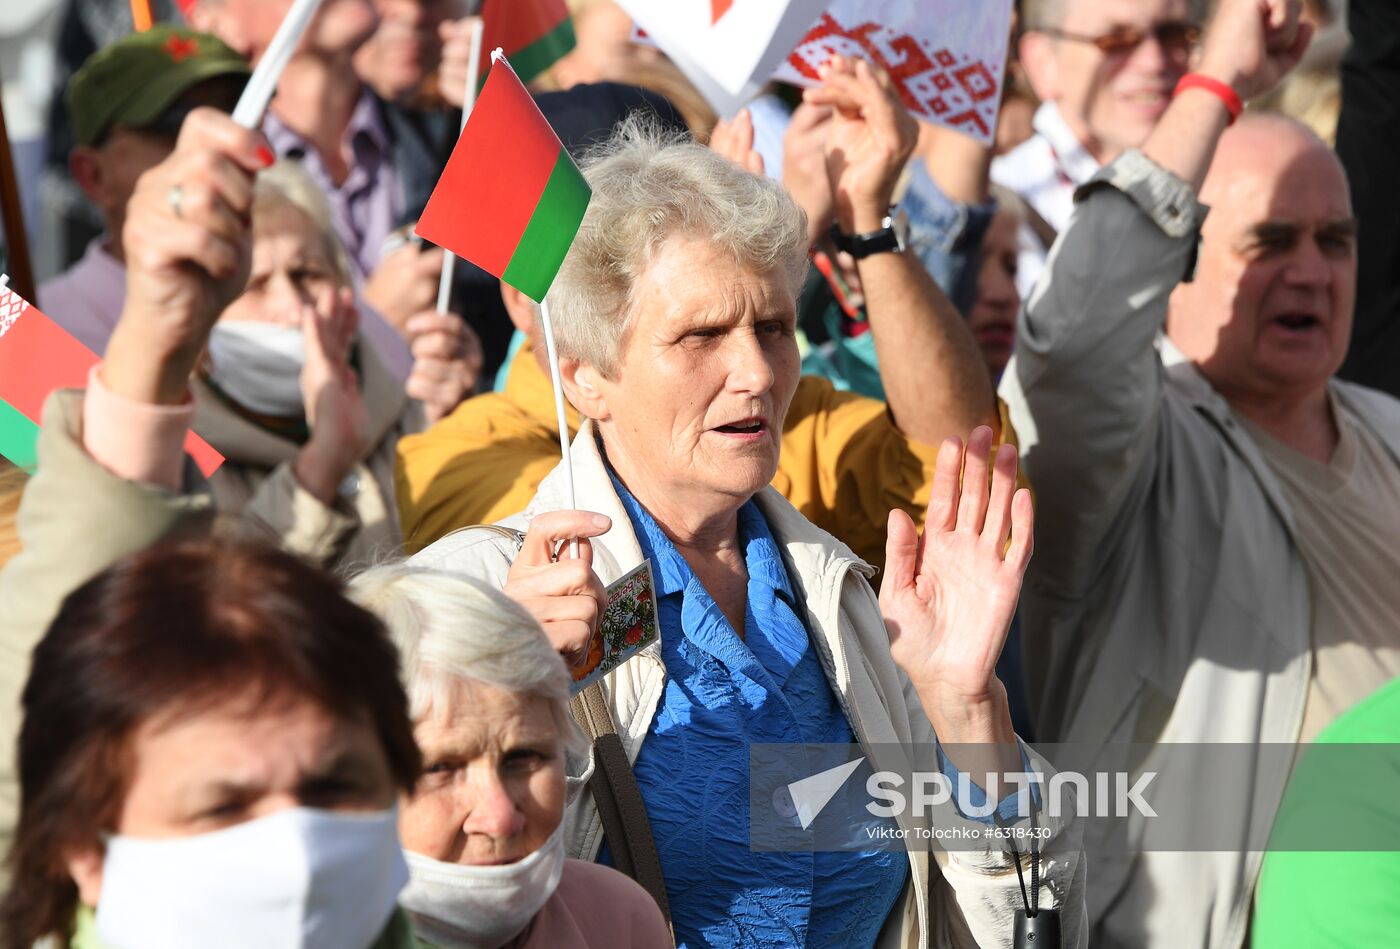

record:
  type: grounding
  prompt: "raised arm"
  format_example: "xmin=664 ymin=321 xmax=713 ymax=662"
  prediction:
xmin=0 ymin=112 xmax=269 ymax=847
xmin=999 ymin=0 xmax=1309 ymax=595
xmin=806 ymin=57 xmax=998 ymax=442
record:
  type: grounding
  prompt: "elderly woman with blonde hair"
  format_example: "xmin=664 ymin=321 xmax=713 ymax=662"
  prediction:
xmin=413 ymin=65 xmax=1087 ymax=949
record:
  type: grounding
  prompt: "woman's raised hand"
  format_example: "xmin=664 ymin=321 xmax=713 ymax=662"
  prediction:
xmin=708 ymin=109 xmax=765 ymax=176
xmin=104 ymin=108 xmax=274 ymax=405
xmin=294 ymin=287 xmax=370 ymax=505
xmin=880 ymin=426 xmax=1031 ymax=753
xmin=503 ymin=511 xmax=612 ymax=667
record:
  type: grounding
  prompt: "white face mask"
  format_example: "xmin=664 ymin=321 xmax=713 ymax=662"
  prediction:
xmin=95 ymin=805 xmax=408 ymax=949
xmin=398 ymin=821 xmax=566 ymax=949
xmin=207 ymin=322 xmax=307 ymax=417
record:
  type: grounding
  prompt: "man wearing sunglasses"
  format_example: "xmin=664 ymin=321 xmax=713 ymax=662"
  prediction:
xmin=993 ymin=0 xmax=1205 ymax=296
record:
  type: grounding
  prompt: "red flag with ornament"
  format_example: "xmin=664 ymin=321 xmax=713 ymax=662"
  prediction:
xmin=774 ymin=0 xmax=1015 ymax=145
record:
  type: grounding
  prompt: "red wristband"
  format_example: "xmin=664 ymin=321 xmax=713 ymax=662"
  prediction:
xmin=1174 ymin=73 xmax=1243 ymax=125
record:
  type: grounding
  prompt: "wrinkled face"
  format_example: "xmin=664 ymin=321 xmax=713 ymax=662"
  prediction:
xmin=67 ymin=689 xmax=395 ymax=905
xmin=197 ymin=0 xmax=378 ymax=62
xmin=967 ymin=208 xmax=1021 ymax=378
xmin=1168 ymin=126 xmax=1356 ymax=404
xmin=220 ymin=205 xmax=343 ymax=325
xmin=399 ymin=679 xmax=565 ymax=866
xmin=1034 ymin=0 xmax=1193 ymax=160
xmin=355 ymin=0 xmax=468 ymax=102
xmin=586 ymin=235 xmax=802 ymax=514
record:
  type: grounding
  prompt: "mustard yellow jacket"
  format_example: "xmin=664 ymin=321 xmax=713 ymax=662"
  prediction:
xmin=395 ymin=343 xmax=1013 ymax=571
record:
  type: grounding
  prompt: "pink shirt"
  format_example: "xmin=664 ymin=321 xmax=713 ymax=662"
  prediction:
xmin=509 ymin=860 xmax=672 ymax=949
xmin=38 ymin=239 xmax=125 ymax=356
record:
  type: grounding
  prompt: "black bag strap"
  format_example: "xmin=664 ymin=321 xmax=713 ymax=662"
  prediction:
xmin=478 ymin=525 xmax=672 ymax=933
xmin=570 ymin=682 xmax=673 ymax=935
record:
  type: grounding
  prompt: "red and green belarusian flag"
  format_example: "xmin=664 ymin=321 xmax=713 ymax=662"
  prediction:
xmin=480 ymin=0 xmax=575 ymax=86
xmin=0 ymin=277 xmax=223 ymax=473
xmin=417 ymin=51 xmax=590 ymax=303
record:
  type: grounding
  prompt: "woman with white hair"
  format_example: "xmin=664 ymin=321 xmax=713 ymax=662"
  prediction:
xmin=350 ymin=566 xmax=671 ymax=949
xmin=190 ymin=160 xmax=475 ymax=569
xmin=412 ymin=63 xmax=1087 ymax=948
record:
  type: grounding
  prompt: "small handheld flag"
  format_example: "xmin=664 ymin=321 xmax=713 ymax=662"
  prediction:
xmin=417 ymin=51 xmax=590 ymax=532
xmin=417 ymin=51 xmax=590 ymax=304
xmin=0 ymin=276 xmax=224 ymax=475
xmin=480 ymin=0 xmax=576 ymax=87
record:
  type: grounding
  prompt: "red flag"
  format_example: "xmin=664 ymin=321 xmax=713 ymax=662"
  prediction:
xmin=417 ymin=55 xmax=590 ymax=303
xmin=0 ymin=281 xmax=223 ymax=474
xmin=479 ymin=0 xmax=576 ymax=85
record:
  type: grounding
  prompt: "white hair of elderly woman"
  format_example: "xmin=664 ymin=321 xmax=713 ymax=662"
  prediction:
xmin=252 ymin=160 xmax=355 ymax=288
xmin=545 ymin=116 xmax=810 ymax=378
xmin=349 ymin=565 xmax=588 ymax=765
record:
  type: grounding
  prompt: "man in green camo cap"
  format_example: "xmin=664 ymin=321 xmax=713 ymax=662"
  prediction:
xmin=40 ymin=25 xmax=250 ymax=353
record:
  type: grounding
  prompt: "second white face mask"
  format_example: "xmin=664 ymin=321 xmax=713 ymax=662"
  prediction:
xmin=207 ymin=321 xmax=307 ymax=417
xmin=398 ymin=821 xmax=567 ymax=949
xmin=94 ymin=805 xmax=408 ymax=949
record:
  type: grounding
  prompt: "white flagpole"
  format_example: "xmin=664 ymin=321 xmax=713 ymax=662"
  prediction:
xmin=539 ymin=299 xmax=580 ymax=556
xmin=232 ymin=0 xmax=325 ymax=129
xmin=435 ymin=18 xmax=487 ymax=314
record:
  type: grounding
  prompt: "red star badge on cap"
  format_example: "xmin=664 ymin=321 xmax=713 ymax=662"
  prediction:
xmin=711 ymin=0 xmax=733 ymax=25
xmin=165 ymin=35 xmax=199 ymax=63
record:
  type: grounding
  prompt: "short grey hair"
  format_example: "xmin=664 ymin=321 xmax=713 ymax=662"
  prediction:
xmin=253 ymin=160 xmax=353 ymax=287
xmin=545 ymin=117 xmax=809 ymax=378
xmin=348 ymin=566 xmax=588 ymax=764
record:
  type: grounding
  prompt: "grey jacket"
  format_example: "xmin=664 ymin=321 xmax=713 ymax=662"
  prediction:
xmin=999 ymin=150 xmax=1400 ymax=949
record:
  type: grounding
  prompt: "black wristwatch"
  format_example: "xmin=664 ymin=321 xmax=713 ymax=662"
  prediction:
xmin=830 ymin=209 xmax=909 ymax=259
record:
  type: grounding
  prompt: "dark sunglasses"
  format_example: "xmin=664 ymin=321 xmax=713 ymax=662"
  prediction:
xmin=1038 ymin=21 xmax=1201 ymax=57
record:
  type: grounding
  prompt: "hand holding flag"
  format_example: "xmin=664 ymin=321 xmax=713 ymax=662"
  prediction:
xmin=105 ymin=108 xmax=273 ymax=407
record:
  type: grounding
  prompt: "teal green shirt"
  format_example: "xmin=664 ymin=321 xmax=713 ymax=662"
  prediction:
xmin=1253 ymin=677 xmax=1400 ymax=947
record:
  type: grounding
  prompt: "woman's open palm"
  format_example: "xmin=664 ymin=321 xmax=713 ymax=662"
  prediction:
xmin=880 ymin=426 xmax=1033 ymax=704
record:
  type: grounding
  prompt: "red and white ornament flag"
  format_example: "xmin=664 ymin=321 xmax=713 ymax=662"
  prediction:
xmin=774 ymin=0 xmax=1015 ymax=145
xmin=618 ymin=0 xmax=830 ymax=117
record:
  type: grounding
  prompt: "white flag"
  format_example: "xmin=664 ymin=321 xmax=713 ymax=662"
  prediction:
xmin=618 ymin=0 xmax=830 ymax=118
xmin=774 ymin=0 xmax=1015 ymax=145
